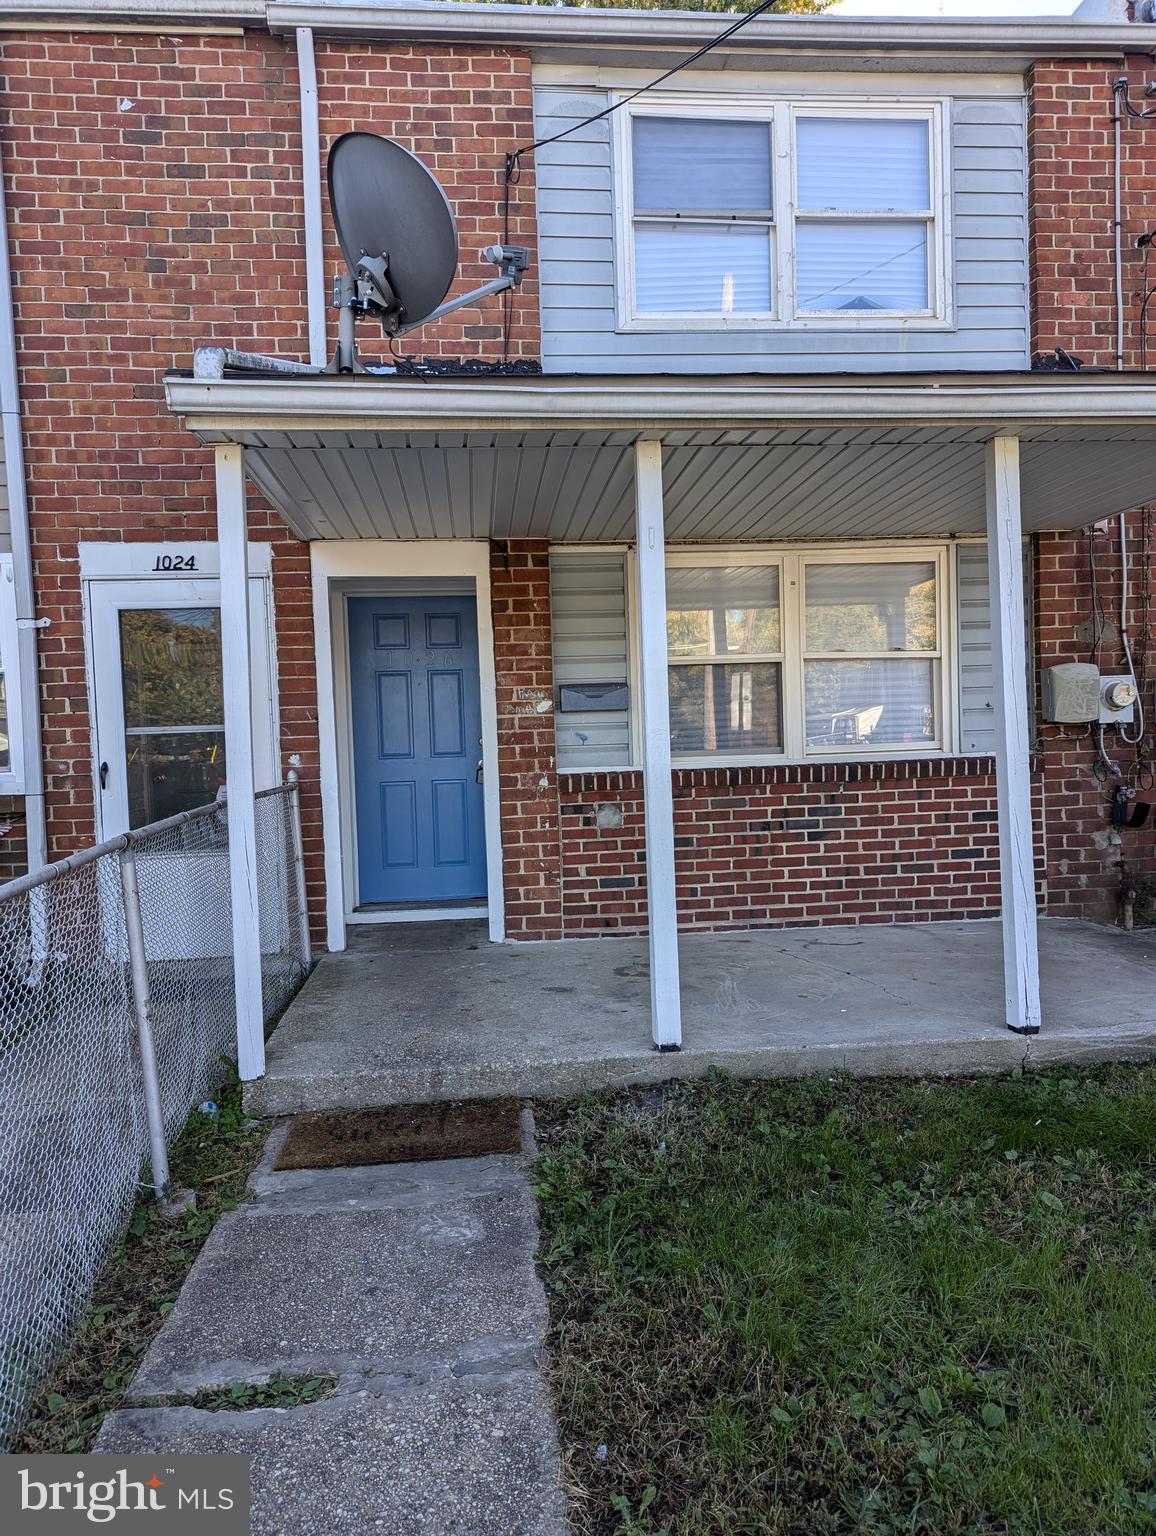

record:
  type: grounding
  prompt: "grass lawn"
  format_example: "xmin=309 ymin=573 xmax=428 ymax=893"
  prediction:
xmin=533 ymin=1067 xmax=1156 ymax=1535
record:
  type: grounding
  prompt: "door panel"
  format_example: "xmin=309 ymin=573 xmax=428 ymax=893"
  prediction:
xmin=349 ymin=594 xmax=486 ymax=905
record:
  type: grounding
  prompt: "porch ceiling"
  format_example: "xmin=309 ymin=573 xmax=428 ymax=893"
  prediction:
xmin=164 ymin=373 xmax=1156 ymax=543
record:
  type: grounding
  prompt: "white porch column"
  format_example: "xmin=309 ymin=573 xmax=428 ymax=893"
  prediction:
xmin=633 ymin=439 xmax=681 ymax=1050
xmin=215 ymin=444 xmax=266 ymax=1079
xmin=984 ymin=435 xmax=1041 ymax=1035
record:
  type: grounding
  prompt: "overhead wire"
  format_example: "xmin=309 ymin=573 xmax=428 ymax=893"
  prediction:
xmin=498 ymin=0 xmax=785 ymax=360
xmin=505 ymin=0 xmax=783 ymax=178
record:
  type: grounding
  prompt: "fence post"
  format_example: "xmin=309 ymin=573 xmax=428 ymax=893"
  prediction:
xmin=118 ymin=850 xmax=171 ymax=1200
xmin=286 ymin=769 xmax=312 ymax=970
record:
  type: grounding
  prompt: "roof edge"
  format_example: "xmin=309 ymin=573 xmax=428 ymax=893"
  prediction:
xmin=3 ymin=0 xmax=1155 ymax=61
xmin=164 ymin=371 xmax=1156 ymax=435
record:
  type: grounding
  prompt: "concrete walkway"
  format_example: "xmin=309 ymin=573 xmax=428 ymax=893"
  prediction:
xmin=247 ymin=917 xmax=1156 ymax=1114
xmin=95 ymin=1127 xmax=568 ymax=1536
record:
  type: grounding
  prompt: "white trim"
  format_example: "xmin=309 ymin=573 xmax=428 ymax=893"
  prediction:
xmin=79 ymin=542 xmax=279 ymax=840
xmin=347 ymin=904 xmax=487 ymax=925
xmin=985 ymin=435 xmax=1041 ymax=1035
xmin=0 ymin=556 xmax=25 ymax=794
xmin=534 ymin=66 xmax=1027 ymax=99
xmin=215 ymin=446 xmax=266 ymax=1082
xmin=311 ymin=540 xmax=504 ymax=952
xmin=614 ymin=540 xmax=954 ymax=770
xmin=295 ymin=25 xmax=328 ymax=370
xmin=165 ymin=375 xmax=1156 ymax=432
xmin=79 ymin=540 xmax=273 ymax=579
xmin=634 ymin=441 xmax=681 ymax=1051
xmin=613 ymin=93 xmax=952 ymax=333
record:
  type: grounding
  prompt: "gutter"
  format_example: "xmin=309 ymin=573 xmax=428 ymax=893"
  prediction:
xmin=264 ymin=2 xmax=1153 ymax=57
xmin=0 ymin=135 xmax=47 ymax=875
xmin=3 ymin=2 xmax=1154 ymax=62
xmin=1 ymin=0 xmax=263 ymax=19
xmin=164 ymin=373 xmax=1156 ymax=434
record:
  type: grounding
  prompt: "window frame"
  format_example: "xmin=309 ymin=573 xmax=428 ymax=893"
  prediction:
xmin=613 ymin=94 xmax=952 ymax=333
xmin=626 ymin=106 xmax=778 ymax=324
xmin=621 ymin=542 xmax=955 ymax=770
xmin=798 ymin=547 xmax=947 ymax=757
xmin=0 ymin=555 xmax=25 ymax=794
xmin=665 ymin=552 xmax=787 ymax=757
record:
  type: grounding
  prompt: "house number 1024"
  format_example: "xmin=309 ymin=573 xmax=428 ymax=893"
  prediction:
xmin=152 ymin=553 xmax=198 ymax=572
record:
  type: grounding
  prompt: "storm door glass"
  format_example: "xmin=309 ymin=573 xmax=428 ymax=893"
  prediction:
xmin=119 ymin=607 xmax=226 ymax=826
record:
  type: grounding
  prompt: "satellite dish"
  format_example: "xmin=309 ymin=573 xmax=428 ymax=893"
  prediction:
xmin=323 ymin=130 xmax=530 ymax=372
xmin=327 ymin=131 xmax=459 ymax=331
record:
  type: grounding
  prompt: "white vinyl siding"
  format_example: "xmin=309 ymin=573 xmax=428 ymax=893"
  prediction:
xmin=533 ymin=77 xmax=1029 ymax=372
xmin=955 ymin=537 xmax=1033 ymax=754
xmin=550 ymin=550 xmax=632 ymax=771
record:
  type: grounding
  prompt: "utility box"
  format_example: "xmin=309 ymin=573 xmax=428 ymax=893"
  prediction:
xmin=1042 ymin=662 xmax=1101 ymax=723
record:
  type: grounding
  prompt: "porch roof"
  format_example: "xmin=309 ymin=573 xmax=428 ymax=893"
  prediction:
xmin=164 ymin=370 xmax=1156 ymax=544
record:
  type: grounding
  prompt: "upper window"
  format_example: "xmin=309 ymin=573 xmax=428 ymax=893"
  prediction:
xmin=622 ymin=102 xmax=944 ymax=327
xmin=794 ymin=117 xmax=932 ymax=314
xmin=632 ymin=117 xmax=775 ymax=317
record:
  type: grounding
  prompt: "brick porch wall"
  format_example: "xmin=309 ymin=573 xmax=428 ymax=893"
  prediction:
xmin=1035 ymin=518 xmax=1156 ymax=921
xmin=556 ymin=761 xmax=1049 ymax=937
xmin=492 ymin=541 xmax=562 ymax=939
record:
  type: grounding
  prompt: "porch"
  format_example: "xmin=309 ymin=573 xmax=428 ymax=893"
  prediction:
xmin=162 ymin=368 xmax=1156 ymax=1081
xmin=245 ymin=917 xmax=1156 ymax=1114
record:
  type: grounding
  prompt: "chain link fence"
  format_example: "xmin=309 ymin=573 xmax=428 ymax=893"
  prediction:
xmin=0 ymin=779 xmax=310 ymax=1447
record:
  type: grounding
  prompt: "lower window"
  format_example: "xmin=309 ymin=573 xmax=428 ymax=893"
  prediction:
xmin=665 ymin=550 xmax=945 ymax=761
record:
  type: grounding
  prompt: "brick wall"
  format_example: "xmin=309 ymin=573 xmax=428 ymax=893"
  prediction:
xmin=1 ymin=29 xmax=539 ymax=947
xmin=1035 ymin=514 xmax=1156 ymax=921
xmin=1026 ymin=60 xmax=1156 ymax=922
xmin=491 ymin=541 xmax=561 ymax=938
xmin=1028 ymin=56 xmax=1156 ymax=367
xmin=315 ymin=42 xmax=538 ymax=361
xmin=556 ymin=760 xmax=1050 ymax=937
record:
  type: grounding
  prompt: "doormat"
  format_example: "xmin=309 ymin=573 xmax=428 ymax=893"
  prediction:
xmin=272 ymin=1098 xmax=524 ymax=1170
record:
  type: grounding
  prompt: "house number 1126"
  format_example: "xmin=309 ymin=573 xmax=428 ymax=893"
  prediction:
xmin=152 ymin=553 xmax=198 ymax=571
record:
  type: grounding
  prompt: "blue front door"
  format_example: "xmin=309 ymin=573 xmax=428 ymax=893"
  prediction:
xmin=348 ymin=594 xmax=487 ymax=905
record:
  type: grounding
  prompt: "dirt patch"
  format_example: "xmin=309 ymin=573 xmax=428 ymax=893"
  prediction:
xmin=273 ymin=1099 xmax=524 ymax=1170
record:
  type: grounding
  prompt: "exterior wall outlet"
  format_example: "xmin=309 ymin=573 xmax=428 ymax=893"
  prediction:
xmin=1042 ymin=662 xmax=1100 ymax=723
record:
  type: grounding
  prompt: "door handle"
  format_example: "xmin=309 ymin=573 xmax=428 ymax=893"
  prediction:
xmin=475 ymin=758 xmax=484 ymax=785
xmin=99 ymin=760 xmax=109 ymax=790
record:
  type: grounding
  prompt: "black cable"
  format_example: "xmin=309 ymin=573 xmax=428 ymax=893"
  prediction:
xmin=505 ymin=0 xmax=782 ymax=178
xmin=1113 ymin=77 xmax=1156 ymax=121
xmin=1088 ymin=527 xmax=1107 ymax=668
xmin=500 ymin=153 xmax=521 ymax=364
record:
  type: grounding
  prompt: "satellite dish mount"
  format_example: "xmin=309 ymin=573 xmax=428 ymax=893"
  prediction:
xmin=326 ymin=132 xmax=529 ymax=373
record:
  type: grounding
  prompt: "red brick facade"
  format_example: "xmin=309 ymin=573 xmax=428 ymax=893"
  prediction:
xmin=1029 ymin=57 xmax=1156 ymax=369
xmin=1027 ymin=58 xmax=1156 ymax=920
xmin=492 ymin=541 xmax=562 ymax=939
xmin=0 ymin=29 xmax=538 ymax=942
xmin=557 ymin=761 xmax=1038 ymax=938
xmin=0 ymin=27 xmax=1151 ymax=943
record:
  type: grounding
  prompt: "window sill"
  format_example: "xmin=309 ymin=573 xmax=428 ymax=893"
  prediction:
xmin=615 ymin=314 xmax=956 ymax=335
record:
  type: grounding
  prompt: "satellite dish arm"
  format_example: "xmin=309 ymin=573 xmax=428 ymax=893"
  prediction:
xmin=398 ymin=273 xmax=515 ymax=335
xmin=396 ymin=244 xmax=530 ymax=335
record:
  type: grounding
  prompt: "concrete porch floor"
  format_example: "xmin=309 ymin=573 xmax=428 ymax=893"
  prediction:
xmin=245 ymin=918 xmax=1156 ymax=1115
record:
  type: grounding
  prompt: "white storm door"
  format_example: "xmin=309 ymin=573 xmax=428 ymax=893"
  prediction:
xmin=88 ymin=575 xmax=277 ymax=839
